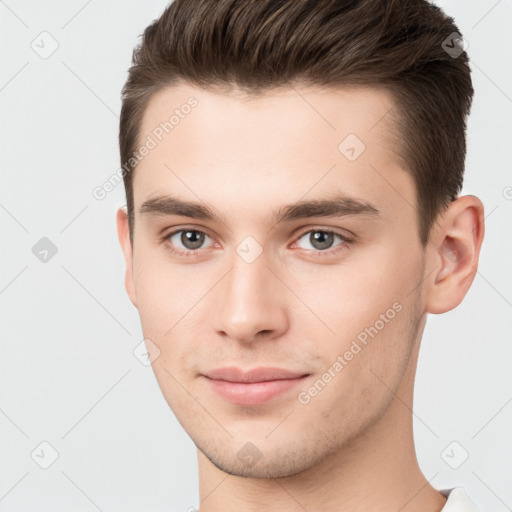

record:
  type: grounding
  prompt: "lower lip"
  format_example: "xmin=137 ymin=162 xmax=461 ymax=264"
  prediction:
xmin=204 ymin=375 xmax=309 ymax=406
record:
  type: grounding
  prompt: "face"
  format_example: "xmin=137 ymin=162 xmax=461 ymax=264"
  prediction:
xmin=118 ymin=82 xmax=428 ymax=478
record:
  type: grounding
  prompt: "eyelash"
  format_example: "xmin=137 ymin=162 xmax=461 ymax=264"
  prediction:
xmin=161 ymin=227 xmax=354 ymax=258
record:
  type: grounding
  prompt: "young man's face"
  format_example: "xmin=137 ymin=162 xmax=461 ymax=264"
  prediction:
xmin=118 ymin=82 xmax=430 ymax=477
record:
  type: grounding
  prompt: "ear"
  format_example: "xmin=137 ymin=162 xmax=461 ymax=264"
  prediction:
xmin=116 ymin=206 xmax=138 ymax=308
xmin=425 ymin=195 xmax=485 ymax=314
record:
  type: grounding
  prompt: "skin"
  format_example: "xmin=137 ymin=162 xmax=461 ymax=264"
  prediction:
xmin=116 ymin=82 xmax=485 ymax=512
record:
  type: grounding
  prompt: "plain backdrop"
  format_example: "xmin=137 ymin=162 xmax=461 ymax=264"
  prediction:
xmin=0 ymin=1 xmax=511 ymax=511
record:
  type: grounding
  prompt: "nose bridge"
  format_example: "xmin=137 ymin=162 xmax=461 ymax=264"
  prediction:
xmin=213 ymin=242 xmax=288 ymax=342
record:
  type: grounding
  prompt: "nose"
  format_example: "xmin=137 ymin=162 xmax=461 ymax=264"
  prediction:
xmin=212 ymin=246 xmax=289 ymax=345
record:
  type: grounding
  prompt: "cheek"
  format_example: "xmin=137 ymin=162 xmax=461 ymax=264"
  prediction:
xmin=132 ymin=247 xmax=194 ymax=331
xmin=296 ymin=295 xmax=417 ymax=432
xmin=294 ymin=243 xmax=421 ymax=395
xmin=131 ymin=251 xmax=210 ymax=372
xmin=296 ymin=243 xmax=419 ymax=341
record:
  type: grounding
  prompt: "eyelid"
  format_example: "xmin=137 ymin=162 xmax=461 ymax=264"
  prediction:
xmin=162 ymin=224 xmax=215 ymax=239
xmin=291 ymin=225 xmax=354 ymax=242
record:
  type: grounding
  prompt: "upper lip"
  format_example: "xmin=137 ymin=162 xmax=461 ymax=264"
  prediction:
xmin=203 ymin=367 xmax=309 ymax=383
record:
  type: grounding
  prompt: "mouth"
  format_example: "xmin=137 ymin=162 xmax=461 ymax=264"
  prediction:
xmin=201 ymin=367 xmax=311 ymax=406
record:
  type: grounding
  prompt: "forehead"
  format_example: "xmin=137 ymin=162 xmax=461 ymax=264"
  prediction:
xmin=133 ymin=82 xmax=413 ymax=228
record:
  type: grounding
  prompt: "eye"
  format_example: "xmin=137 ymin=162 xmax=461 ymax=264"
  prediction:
xmin=293 ymin=229 xmax=352 ymax=255
xmin=162 ymin=227 xmax=353 ymax=258
xmin=164 ymin=228 xmax=213 ymax=256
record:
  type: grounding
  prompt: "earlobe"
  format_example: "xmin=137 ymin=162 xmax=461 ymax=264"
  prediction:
xmin=116 ymin=207 xmax=138 ymax=309
xmin=426 ymin=195 xmax=485 ymax=314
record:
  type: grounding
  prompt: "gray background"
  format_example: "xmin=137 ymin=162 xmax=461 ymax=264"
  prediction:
xmin=0 ymin=0 xmax=511 ymax=510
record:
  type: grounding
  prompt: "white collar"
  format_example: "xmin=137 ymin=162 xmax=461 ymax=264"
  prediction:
xmin=439 ymin=487 xmax=480 ymax=512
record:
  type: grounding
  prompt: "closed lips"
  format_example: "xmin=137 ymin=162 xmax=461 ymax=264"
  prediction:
xmin=203 ymin=367 xmax=310 ymax=383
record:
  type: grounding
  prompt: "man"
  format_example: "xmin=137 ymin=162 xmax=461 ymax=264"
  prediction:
xmin=116 ymin=0 xmax=484 ymax=510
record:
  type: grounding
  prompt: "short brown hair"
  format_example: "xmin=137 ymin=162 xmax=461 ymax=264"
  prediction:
xmin=119 ymin=0 xmax=473 ymax=247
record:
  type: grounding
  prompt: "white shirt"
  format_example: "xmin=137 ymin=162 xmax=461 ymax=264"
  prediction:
xmin=439 ymin=487 xmax=480 ymax=511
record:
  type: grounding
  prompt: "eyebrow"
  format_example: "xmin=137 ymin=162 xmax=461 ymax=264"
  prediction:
xmin=139 ymin=194 xmax=381 ymax=226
